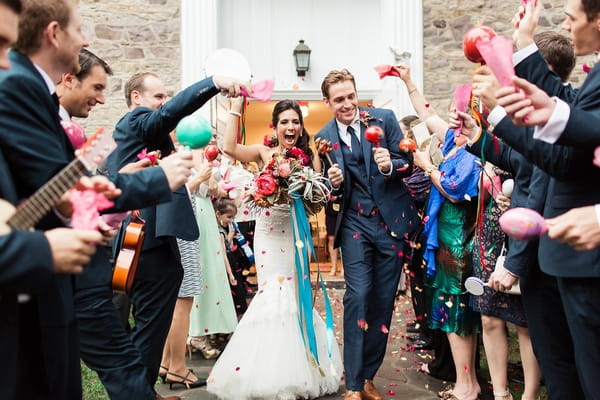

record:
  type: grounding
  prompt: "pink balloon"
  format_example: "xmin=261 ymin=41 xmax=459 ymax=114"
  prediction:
xmin=61 ymin=120 xmax=86 ymax=150
xmin=499 ymin=207 xmax=547 ymax=241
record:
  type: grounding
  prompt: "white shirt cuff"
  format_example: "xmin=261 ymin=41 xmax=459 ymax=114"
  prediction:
xmin=53 ymin=207 xmax=72 ymax=227
xmin=532 ymin=98 xmax=570 ymax=144
xmin=595 ymin=204 xmax=600 ymax=227
xmin=487 ymin=105 xmax=507 ymax=126
xmin=512 ymin=43 xmax=538 ymax=66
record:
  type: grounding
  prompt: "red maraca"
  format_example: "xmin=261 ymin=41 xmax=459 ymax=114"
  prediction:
xmin=204 ymin=144 xmax=219 ymax=162
xmin=399 ymin=137 xmax=417 ymax=152
xmin=463 ymin=25 xmax=496 ymax=64
xmin=365 ymin=126 xmax=384 ymax=147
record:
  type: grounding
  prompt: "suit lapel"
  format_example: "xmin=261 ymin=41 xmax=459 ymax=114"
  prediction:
xmin=329 ymin=120 xmax=345 ymax=173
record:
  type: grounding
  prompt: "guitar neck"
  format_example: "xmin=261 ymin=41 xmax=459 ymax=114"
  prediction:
xmin=7 ymin=159 xmax=88 ymax=230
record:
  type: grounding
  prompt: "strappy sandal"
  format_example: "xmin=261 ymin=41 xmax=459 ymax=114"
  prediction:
xmin=165 ymin=370 xmax=206 ymax=390
xmin=493 ymin=389 xmax=513 ymax=400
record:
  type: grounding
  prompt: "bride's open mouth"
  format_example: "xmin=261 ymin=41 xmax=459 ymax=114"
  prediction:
xmin=283 ymin=133 xmax=296 ymax=145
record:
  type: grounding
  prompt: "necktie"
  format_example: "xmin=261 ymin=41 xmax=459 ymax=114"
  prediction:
xmin=348 ymin=125 xmax=361 ymax=155
xmin=51 ymin=92 xmax=60 ymax=109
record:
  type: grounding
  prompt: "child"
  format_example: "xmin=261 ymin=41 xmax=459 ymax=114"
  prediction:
xmin=214 ymin=198 xmax=248 ymax=317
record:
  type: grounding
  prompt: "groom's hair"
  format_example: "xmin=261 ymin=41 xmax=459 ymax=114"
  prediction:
xmin=321 ymin=69 xmax=356 ymax=99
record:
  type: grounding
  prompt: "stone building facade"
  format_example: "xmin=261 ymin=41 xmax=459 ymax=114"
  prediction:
xmin=79 ymin=0 xmax=586 ymax=134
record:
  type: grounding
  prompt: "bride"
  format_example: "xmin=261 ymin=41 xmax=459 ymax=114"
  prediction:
xmin=209 ymin=99 xmax=343 ymax=399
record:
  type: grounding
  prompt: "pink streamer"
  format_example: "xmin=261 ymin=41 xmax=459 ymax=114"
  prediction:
xmin=240 ymin=79 xmax=275 ymax=102
xmin=374 ymin=64 xmax=401 ymax=79
xmin=476 ymin=35 xmax=516 ymax=87
xmin=70 ymin=189 xmax=114 ymax=231
xmin=453 ymin=83 xmax=472 ymax=136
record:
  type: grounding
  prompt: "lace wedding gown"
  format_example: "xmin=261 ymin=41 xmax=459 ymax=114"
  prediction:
xmin=207 ymin=205 xmax=343 ymax=399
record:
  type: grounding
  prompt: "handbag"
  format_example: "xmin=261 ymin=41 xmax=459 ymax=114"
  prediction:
xmin=494 ymin=243 xmax=521 ymax=295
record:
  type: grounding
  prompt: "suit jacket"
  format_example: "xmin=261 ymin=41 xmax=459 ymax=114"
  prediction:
xmin=106 ymin=77 xmax=219 ymax=250
xmin=490 ymin=51 xmax=600 ymax=278
xmin=316 ymin=107 xmax=418 ymax=247
xmin=468 ymin=130 xmax=539 ymax=277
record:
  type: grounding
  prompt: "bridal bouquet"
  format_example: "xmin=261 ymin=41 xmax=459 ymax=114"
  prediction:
xmin=246 ymin=147 xmax=330 ymax=215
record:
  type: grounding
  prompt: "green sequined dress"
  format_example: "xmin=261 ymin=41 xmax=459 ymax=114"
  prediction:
xmin=426 ymin=200 xmax=480 ymax=336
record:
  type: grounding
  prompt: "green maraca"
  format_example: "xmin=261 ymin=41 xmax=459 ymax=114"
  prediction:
xmin=176 ymin=114 xmax=213 ymax=149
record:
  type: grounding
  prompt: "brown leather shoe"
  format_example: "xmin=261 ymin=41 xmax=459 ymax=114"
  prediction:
xmin=344 ymin=390 xmax=363 ymax=400
xmin=362 ymin=380 xmax=383 ymax=400
xmin=156 ymin=394 xmax=181 ymax=400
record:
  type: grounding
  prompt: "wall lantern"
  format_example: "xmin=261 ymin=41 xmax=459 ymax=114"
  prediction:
xmin=293 ymin=39 xmax=311 ymax=77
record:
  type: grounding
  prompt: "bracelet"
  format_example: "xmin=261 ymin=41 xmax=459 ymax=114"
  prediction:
xmin=408 ymin=87 xmax=417 ymax=94
xmin=424 ymin=165 xmax=436 ymax=177
xmin=228 ymin=110 xmax=242 ymax=117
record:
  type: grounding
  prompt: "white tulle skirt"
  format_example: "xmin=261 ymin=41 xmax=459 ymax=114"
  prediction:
xmin=206 ymin=205 xmax=343 ymax=399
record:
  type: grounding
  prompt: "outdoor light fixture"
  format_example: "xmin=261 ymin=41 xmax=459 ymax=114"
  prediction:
xmin=293 ymin=39 xmax=311 ymax=77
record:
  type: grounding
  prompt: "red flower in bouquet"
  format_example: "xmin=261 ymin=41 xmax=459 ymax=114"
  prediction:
xmin=286 ymin=147 xmax=310 ymax=166
xmin=255 ymin=173 xmax=277 ymax=196
xmin=263 ymin=135 xmax=279 ymax=148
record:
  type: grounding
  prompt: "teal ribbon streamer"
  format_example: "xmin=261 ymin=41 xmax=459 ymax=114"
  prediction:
xmin=289 ymin=198 xmax=335 ymax=362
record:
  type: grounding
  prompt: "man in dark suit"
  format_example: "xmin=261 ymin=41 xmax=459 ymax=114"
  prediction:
xmin=472 ymin=1 xmax=600 ymax=397
xmin=0 ymin=6 xmax=107 ymax=398
xmin=56 ymin=49 xmax=198 ymax=400
xmin=105 ymin=71 xmax=246 ymax=388
xmin=316 ymin=69 xmax=418 ymax=400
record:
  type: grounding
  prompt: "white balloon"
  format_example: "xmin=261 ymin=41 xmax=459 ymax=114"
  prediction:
xmin=502 ymin=179 xmax=514 ymax=197
xmin=204 ymin=48 xmax=252 ymax=81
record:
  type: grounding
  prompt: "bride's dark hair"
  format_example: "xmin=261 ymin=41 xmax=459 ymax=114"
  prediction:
xmin=271 ymin=100 xmax=314 ymax=162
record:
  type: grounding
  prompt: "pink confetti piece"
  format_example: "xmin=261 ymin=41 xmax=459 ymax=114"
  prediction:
xmin=70 ymin=189 xmax=114 ymax=230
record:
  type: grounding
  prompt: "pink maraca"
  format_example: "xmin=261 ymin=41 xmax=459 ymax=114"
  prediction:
xmin=499 ymin=207 xmax=547 ymax=241
xmin=61 ymin=119 xmax=86 ymax=150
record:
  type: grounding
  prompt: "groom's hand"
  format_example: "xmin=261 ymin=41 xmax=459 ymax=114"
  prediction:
xmin=327 ymin=163 xmax=344 ymax=189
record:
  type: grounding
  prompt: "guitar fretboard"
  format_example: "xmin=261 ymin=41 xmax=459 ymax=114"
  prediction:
xmin=7 ymin=159 xmax=88 ymax=230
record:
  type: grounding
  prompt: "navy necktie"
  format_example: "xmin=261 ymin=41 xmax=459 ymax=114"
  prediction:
xmin=348 ymin=125 xmax=361 ymax=157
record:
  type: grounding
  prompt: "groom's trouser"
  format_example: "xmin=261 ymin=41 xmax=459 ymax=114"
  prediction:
xmin=339 ymin=211 xmax=407 ymax=391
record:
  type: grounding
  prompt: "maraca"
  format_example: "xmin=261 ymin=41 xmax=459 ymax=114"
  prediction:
xmin=204 ymin=144 xmax=219 ymax=162
xmin=175 ymin=114 xmax=213 ymax=149
xmin=499 ymin=207 xmax=547 ymax=241
xmin=365 ymin=126 xmax=384 ymax=147
xmin=61 ymin=119 xmax=86 ymax=150
xmin=399 ymin=137 xmax=417 ymax=152
xmin=463 ymin=25 xmax=496 ymax=64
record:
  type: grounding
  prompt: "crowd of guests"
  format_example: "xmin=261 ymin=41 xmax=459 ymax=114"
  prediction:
xmin=2 ymin=0 xmax=600 ymax=400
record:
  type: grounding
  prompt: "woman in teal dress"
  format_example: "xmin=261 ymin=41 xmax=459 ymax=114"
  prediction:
xmin=188 ymin=160 xmax=238 ymax=357
xmin=415 ymin=127 xmax=481 ymax=400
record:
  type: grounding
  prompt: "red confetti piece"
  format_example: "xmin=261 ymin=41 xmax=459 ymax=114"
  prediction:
xmin=381 ymin=324 xmax=389 ymax=334
xmin=353 ymin=232 xmax=360 ymax=239
xmin=387 ymin=390 xmax=396 ymax=395
xmin=235 ymin=367 xmax=240 ymax=371
xmin=425 ymin=103 xmax=430 ymax=108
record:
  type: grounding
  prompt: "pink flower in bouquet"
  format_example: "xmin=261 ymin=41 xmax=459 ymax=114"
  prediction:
xmin=278 ymin=161 xmax=291 ymax=178
xmin=255 ymin=173 xmax=277 ymax=196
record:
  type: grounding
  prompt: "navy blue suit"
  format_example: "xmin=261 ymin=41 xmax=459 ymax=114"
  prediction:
xmin=468 ymin=132 xmax=585 ymax=398
xmin=0 ymin=50 xmax=83 ymax=400
xmin=316 ymin=107 xmax=418 ymax=390
xmin=0 ymin=149 xmax=56 ymax=400
xmin=105 ymin=77 xmax=218 ymax=386
xmin=491 ymin=49 xmax=600 ymax=398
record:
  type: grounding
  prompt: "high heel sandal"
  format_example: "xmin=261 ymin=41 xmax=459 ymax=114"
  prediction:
xmin=493 ymin=389 xmax=513 ymax=400
xmin=165 ymin=370 xmax=206 ymax=390
xmin=158 ymin=365 xmax=168 ymax=384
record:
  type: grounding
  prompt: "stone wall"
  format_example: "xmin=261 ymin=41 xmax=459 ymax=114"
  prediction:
xmin=79 ymin=0 xmax=181 ymax=133
xmin=79 ymin=0 xmax=587 ymax=132
xmin=422 ymin=0 xmax=587 ymax=113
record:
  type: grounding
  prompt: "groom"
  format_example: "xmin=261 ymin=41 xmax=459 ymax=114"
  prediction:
xmin=317 ymin=69 xmax=418 ymax=400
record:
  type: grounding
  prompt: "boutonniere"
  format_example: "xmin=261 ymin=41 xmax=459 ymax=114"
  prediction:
xmin=358 ymin=109 xmax=383 ymax=127
xmin=583 ymin=59 xmax=596 ymax=73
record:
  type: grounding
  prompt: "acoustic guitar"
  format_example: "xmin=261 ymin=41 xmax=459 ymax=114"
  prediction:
xmin=112 ymin=210 xmax=145 ymax=293
xmin=0 ymin=128 xmax=116 ymax=234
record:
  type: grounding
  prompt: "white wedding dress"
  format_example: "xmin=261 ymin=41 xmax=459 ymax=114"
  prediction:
xmin=207 ymin=205 xmax=343 ymax=400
